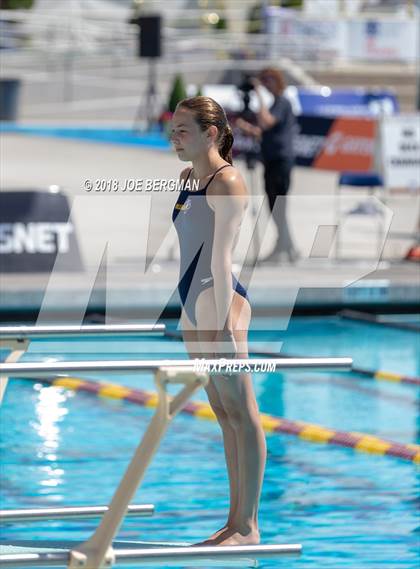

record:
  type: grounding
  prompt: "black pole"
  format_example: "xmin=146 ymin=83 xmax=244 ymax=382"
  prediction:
xmin=146 ymin=59 xmax=157 ymax=131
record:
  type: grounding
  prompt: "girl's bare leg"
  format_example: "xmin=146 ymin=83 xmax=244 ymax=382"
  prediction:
xmin=210 ymin=340 xmax=266 ymax=546
xmin=196 ymin=292 xmax=266 ymax=546
xmin=183 ymin=291 xmax=266 ymax=546
xmin=181 ymin=320 xmax=240 ymax=544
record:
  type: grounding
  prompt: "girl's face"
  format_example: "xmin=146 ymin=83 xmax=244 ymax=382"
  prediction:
xmin=171 ymin=107 xmax=214 ymax=161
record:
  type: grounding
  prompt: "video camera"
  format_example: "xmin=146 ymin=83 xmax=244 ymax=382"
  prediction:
xmin=234 ymin=73 xmax=260 ymax=169
xmin=238 ymin=74 xmax=255 ymax=95
xmin=237 ymin=74 xmax=255 ymax=113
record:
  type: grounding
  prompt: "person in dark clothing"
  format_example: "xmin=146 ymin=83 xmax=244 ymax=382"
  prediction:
xmin=237 ymin=67 xmax=300 ymax=263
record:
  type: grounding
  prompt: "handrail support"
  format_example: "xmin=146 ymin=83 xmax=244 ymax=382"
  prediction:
xmin=0 ymin=339 xmax=29 ymax=405
xmin=68 ymin=368 xmax=208 ymax=569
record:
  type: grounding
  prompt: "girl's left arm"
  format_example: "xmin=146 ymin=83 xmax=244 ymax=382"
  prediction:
xmin=210 ymin=175 xmax=248 ymax=334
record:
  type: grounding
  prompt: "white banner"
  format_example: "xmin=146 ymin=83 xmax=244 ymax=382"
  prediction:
xmin=379 ymin=115 xmax=420 ymax=190
xmin=304 ymin=0 xmax=363 ymax=16
xmin=347 ymin=19 xmax=418 ymax=63
xmin=266 ymin=8 xmax=419 ymax=63
xmin=265 ymin=7 xmax=346 ymax=60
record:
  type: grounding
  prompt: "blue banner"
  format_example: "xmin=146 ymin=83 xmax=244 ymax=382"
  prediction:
xmin=295 ymin=88 xmax=399 ymax=118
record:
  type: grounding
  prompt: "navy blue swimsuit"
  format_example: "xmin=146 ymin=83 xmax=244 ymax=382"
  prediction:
xmin=172 ymin=165 xmax=249 ymax=326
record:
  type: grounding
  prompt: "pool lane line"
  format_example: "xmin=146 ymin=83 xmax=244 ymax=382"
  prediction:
xmin=291 ymin=376 xmax=417 ymax=407
xmin=338 ymin=309 xmax=420 ymax=333
xmin=254 ymin=349 xmax=420 ymax=387
xmin=163 ymin=330 xmax=420 ymax=387
xmin=28 ymin=376 xmax=420 ymax=464
xmin=249 ymin=346 xmax=420 ymax=386
xmin=355 ymin=368 xmax=420 ymax=386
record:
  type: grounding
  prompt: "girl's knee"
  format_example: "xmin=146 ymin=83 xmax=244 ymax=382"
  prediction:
xmin=209 ymin=402 xmax=230 ymax=427
xmin=223 ymin=403 xmax=260 ymax=432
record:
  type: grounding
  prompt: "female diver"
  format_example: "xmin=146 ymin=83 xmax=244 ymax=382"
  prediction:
xmin=171 ymin=96 xmax=266 ymax=546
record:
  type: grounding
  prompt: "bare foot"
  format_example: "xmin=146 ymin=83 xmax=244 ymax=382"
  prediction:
xmin=195 ymin=526 xmax=260 ymax=547
xmin=215 ymin=526 xmax=260 ymax=546
xmin=193 ymin=525 xmax=230 ymax=546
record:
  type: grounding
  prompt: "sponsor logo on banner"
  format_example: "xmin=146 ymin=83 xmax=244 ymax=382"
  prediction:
xmin=229 ymin=108 xmax=376 ymax=172
xmin=314 ymin=118 xmax=376 ymax=171
xmin=0 ymin=191 xmax=84 ymax=272
xmin=0 ymin=222 xmax=74 ymax=254
xmin=295 ymin=116 xmax=376 ymax=171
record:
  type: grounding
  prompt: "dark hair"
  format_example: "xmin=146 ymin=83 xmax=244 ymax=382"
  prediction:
xmin=176 ymin=96 xmax=234 ymax=164
xmin=259 ymin=67 xmax=286 ymax=94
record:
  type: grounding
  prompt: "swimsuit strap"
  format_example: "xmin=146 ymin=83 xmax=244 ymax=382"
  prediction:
xmin=190 ymin=164 xmax=231 ymax=193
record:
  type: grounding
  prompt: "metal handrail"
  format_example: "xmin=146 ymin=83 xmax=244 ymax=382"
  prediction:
xmin=0 ymin=362 xmax=305 ymax=567
xmin=0 ymin=324 xmax=165 ymax=339
xmin=0 ymin=324 xmax=165 ymax=406
xmin=0 ymin=352 xmax=314 ymax=566
xmin=0 ymin=543 xmax=302 ymax=568
xmin=68 ymin=368 xmax=206 ymax=568
xmin=0 ymin=504 xmax=154 ymax=522
xmin=0 ymin=357 xmax=352 ymax=377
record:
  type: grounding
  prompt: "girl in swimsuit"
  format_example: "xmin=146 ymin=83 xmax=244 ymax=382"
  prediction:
xmin=171 ymin=96 xmax=266 ymax=547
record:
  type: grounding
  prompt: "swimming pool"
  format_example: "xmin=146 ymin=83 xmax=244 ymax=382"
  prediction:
xmin=1 ymin=315 xmax=419 ymax=568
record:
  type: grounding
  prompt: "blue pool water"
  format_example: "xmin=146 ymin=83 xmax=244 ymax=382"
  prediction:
xmin=1 ymin=316 xmax=419 ymax=568
xmin=0 ymin=124 xmax=171 ymax=149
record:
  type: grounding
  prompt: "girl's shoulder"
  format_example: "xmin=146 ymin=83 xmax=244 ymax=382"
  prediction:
xmin=179 ymin=167 xmax=192 ymax=181
xmin=208 ymin=164 xmax=247 ymax=197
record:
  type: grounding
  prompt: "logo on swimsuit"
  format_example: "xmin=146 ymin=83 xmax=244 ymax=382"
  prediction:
xmin=183 ymin=198 xmax=192 ymax=213
xmin=174 ymin=198 xmax=192 ymax=213
xmin=200 ymin=276 xmax=213 ymax=285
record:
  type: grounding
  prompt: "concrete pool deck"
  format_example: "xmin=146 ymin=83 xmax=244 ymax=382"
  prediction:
xmin=1 ymin=133 xmax=419 ymax=320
